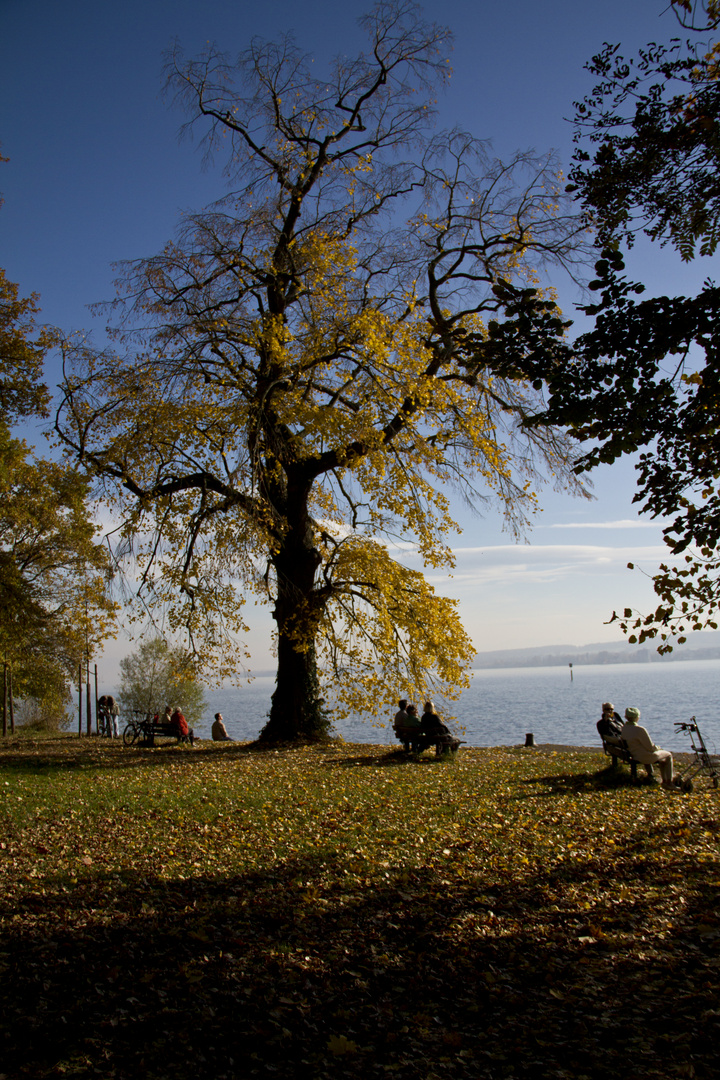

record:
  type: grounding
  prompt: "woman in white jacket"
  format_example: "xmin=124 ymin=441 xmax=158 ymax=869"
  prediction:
xmin=621 ymin=707 xmax=674 ymax=788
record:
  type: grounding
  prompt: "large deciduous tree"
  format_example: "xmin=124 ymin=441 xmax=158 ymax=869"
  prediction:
xmin=57 ymin=1 xmax=588 ymax=741
xmin=536 ymin=0 xmax=720 ymax=651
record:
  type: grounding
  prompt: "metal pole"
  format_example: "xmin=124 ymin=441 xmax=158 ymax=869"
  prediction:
xmin=86 ymin=656 xmax=92 ymax=737
xmin=94 ymin=663 xmax=99 ymax=735
xmin=78 ymin=662 xmax=82 ymax=735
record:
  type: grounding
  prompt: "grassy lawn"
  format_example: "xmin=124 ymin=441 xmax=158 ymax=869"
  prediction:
xmin=1 ymin=735 xmax=719 ymax=1079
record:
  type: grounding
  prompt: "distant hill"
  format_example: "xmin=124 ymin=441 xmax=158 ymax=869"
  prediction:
xmin=473 ymin=632 xmax=720 ymax=669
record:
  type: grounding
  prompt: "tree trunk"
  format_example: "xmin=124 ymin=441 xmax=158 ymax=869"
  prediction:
xmin=261 ymin=633 xmax=329 ymax=742
xmin=258 ymin=484 xmax=330 ymax=743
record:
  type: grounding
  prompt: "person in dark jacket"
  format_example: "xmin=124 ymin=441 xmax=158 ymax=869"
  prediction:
xmin=597 ymin=701 xmax=623 ymax=743
xmin=97 ymin=695 xmax=110 ymax=738
xmin=419 ymin=701 xmax=446 ymax=736
xmin=420 ymin=702 xmax=460 ymax=752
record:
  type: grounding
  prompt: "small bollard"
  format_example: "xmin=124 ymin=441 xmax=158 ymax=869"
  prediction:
xmin=525 ymin=733 xmax=535 ymax=747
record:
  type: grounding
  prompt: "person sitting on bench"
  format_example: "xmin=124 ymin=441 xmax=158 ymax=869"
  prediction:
xmin=597 ymin=701 xmax=623 ymax=743
xmin=154 ymin=705 xmax=173 ymax=735
xmin=621 ymin=706 xmax=674 ymax=788
xmin=600 ymin=702 xmax=652 ymax=779
xmin=396 ymin=703 xmax=425 ymax=748
xmin=420 ymin=702 xmax=461 ymax=752
xmin=169 ymin=706 xmax=195 ymax=744
xmin=393 ymin=699 xmax=410 ymax=737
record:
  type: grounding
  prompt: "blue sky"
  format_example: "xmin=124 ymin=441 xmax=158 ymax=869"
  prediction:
xmin=2 ymin=0 xmax=716 ymax=678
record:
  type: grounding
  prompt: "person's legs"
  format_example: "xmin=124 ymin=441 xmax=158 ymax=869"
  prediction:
xmin=656 ymin=751 xmax=673 ymax=785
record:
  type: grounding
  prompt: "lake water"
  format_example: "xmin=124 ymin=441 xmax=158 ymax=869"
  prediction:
xmin=175 ymin=658 xmax=720 ymax=755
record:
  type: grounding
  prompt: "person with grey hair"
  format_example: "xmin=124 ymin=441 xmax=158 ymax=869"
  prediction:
xmin=621 ymin=706 xmax=675 ymax=788
xmin=597 ymin=702 xmax=623 ymax=742
xmin=169 ymin=706 xmax=195 ymax=744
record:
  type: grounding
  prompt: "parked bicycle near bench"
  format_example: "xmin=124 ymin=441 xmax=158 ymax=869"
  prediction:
xmin=122 ymin=710 xmax=150 ymax=746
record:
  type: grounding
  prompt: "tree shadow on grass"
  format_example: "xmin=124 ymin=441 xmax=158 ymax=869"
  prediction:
xmin=0 ymin=739 xmax=461 ymax=780
xmin=0 ymin=737 xmax=298 ymax=777
xmin=328 ymin=749 xmax=458 ymax=770
xmin=2 ymin=834 xmax=719 ymax=1080
xmin=518 ymin=764 xmax=658 ymax=798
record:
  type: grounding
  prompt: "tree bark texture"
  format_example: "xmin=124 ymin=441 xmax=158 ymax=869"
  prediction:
xmin=259 ymin=482 xmax=330 ymax=742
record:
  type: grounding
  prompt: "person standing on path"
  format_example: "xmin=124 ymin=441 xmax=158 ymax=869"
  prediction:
xmin=106 ymin=695 xmax=120 ymax=739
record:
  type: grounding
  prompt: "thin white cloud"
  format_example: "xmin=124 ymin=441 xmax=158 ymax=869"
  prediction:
xmin=421 ymin=543 xmax=670 ymax=589
xmin=440 ymin=543 xmax=668 ymax=558
xmin=546 ymin=519 xmax=666 ymax=530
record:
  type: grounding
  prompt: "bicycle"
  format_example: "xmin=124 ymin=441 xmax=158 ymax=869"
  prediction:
xmin=122 ymin=710 xmax=152 ymax=746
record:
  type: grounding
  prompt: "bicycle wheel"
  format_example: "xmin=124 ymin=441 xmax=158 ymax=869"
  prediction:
xmin=122 ymin=722 xmax=139 ymax=746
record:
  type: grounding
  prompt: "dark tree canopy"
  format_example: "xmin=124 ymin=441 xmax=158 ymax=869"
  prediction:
xmin=534 ymin=0 xmax=720 ymax=650
xmin=569 ymin=28 xmax=720 ymax=258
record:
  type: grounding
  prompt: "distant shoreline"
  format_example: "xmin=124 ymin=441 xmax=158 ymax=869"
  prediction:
xmin=472 ymin=641 xmax=720 ymax=670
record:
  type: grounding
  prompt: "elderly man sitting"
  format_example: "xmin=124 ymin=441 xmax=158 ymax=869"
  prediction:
xmin=597 ymin=701 xmax=623 ymax=743
xmin=621 ymin=707 xmax=675 ymax=788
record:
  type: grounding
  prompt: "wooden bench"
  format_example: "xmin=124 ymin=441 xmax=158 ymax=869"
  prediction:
xmin=142 ymin=721 xmax=193 ymax=747
xmin=601 ymin=736 xmax=642 ymax=781
xmin=395 ymin=730 xmax=464 ymax=757
xmin=123 ymin=717 xmax=193 ymax=747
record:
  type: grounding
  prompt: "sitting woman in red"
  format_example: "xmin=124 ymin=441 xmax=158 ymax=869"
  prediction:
xmin=169 ymin=707 xmax=195 ymax=744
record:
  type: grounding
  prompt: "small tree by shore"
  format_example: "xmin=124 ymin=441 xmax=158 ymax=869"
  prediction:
xmin=118 ymin=638 xmax=207 ymax=724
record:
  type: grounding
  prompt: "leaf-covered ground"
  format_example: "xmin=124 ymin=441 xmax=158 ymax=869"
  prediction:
xmin=1 ymin=736 xmax=719 ymax=1079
